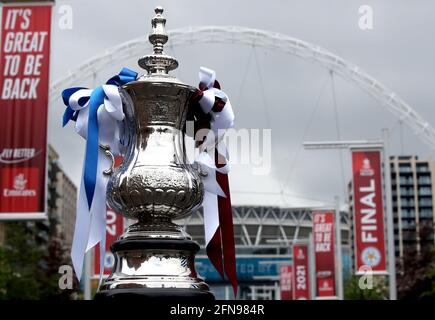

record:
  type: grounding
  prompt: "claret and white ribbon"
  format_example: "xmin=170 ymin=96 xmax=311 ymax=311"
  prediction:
xmin=193 ymin=67 xmax=238 ymax=296
xmin=61 ymin=68 xmax=138 ymax=281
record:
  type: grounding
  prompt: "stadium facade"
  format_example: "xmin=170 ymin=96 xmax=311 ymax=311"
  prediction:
xmin=182 ymin=204 xmax=351 ymax=300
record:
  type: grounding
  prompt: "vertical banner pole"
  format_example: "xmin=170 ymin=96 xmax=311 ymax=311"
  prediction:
xmin=382 ymin=128 xmax=397 ymax=300
xmin=308 ymin=232 xmax=316 ymax=299
xmin=84 ymin=251 xmax=91 ymax=300
xmin=334 ymin=196 xmax=344 ymax=300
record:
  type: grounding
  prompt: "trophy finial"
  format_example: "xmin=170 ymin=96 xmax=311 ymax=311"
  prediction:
xmin=149 ymin=6 xmax=167 ymax=55
xmin=138 ymin=6 xmax=178 ymax=75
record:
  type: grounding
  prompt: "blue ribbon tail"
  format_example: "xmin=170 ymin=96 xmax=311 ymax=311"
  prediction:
xmin=83 ymin=86 xmax=105 ymax=209
xmin=62 ymin=107 xmax=75 ymax=127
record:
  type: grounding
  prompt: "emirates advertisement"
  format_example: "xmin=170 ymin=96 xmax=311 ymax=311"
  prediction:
xmin=313 ymin=211 xmax=336 ymax=299
xmin=93 ymin=209 xmax=124 ymax=277
xmin=351 ymin=149 xmax=387 ymax=273
xmin=279 ymin=265 xmax=293 ymax=300
xmin=292 ymin=244 xmax=310 ymax=300
xmin=0 ymin=4 xmax=52 ymax=218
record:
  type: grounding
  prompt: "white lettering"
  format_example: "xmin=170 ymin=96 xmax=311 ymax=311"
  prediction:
xmin=1 ymin=78 xmax=40 ymax=99
xmin=315 ymin=243 xmax=331 ymax=252
xmin=360 ymin=192 xmax=376 ymax=208
xmin=3 ymin=55 xmax=20 ymax=76
xmin=360 ymin=179 xmax=375 ymax=192
xmin=23 ymin=54 xmax=43 ymax=76
xmin=361 ymin=208 xmax=376 ymax=224
xmin=5 ymin=9 xmax=19 ymax=30
xmin=296 ymin=265 xmax=307 ymax=290
xmin=20 ymin=10 xmax=32 ymax=30
xmin=3 ymin=188 xmax=36 ymax=197
xmin=3 ymin=31 xmax=48 ymax=53
xmin=362 ymin=231 xmax=377 ymax=243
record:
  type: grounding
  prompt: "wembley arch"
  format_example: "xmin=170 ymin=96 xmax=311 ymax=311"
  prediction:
xmin=49 ymin=26 xmax=435 ymax=150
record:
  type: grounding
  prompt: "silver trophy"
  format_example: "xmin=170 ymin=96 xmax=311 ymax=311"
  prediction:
xmin=95 ymin=7 xmax=213 ymax=300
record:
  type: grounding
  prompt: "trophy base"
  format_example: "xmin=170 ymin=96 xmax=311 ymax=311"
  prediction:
xmin=94 ymin=287 xmax=214 ymax=301
xmin=95 ymin=237 xmax=214 ymax=301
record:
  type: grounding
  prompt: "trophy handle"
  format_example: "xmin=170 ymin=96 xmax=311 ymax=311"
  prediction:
xmin=99 ymin=144 xmax=115 ymax=176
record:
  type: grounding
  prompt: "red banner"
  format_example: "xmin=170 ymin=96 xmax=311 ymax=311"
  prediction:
xmin=93 ymin=209 xmax=124 ymax=277
xmin=0 ymin=4 xmax=52 ymax=219
xmin=292 ymin=244 xmax=310 ymax=300
xmin=279 ymin=265 xmax=293 ymax=300
xmin=351 ymin=149 xmax=387 ymax=273
xmin=313 ymin=211 xmax=336 ymax=298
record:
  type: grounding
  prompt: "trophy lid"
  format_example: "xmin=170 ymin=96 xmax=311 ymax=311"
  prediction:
xmin=138 ymin=7 xmax=183 ymax=83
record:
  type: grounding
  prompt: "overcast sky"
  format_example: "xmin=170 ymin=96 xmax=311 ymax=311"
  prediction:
xmin=48 ymin=0 xmax=435 ymax=208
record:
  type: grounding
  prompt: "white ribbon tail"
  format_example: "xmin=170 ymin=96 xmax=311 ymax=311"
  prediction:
xmin=86 ymin=150 xmax=110 ymax=251
xmin=71 ymin=167 xmax=91 ymax=280
xmin=203 ymin=191 xmax=220 ymax=247
xmin=196 ymin=152 xmax=224 ymax=249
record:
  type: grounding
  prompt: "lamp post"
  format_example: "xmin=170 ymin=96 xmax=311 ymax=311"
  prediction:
xmin=334 ymin=195 xmax=344 ymax=300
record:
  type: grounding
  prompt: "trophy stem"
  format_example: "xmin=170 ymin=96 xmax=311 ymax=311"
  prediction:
xmin=121 ymin=219 xmax=191 ymax=240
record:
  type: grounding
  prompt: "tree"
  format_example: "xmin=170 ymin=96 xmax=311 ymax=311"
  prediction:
xmin=0 ymin=221 xmax=79 ymax=300
xmin=396 ymin=222 xmax=435 ymax=300
xmin=420 ymin=266 xmax=435 ymax=299
xmin=344 ymin=275 xmax=388 ymax=300
xmin=0 ymin=245 xmax=13 ymax=299
xmin=0 ymin=222 xmax=43 ymax=300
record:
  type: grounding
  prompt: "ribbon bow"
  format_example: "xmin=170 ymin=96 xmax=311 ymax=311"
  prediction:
xmin=191 ymin=67 xmax=238 ymax=297
xmin=61 ymin=67 xmax=138 ymax=281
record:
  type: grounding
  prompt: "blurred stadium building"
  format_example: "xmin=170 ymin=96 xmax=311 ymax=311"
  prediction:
xmin=47 ymin=145 xmax=77 ymax=250
xmin=182 ymin=201 xmax=351 ymax=300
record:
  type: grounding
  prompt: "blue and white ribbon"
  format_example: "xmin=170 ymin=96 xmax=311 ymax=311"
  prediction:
xmin=62 ymin=68 xmax=138 ymax=281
